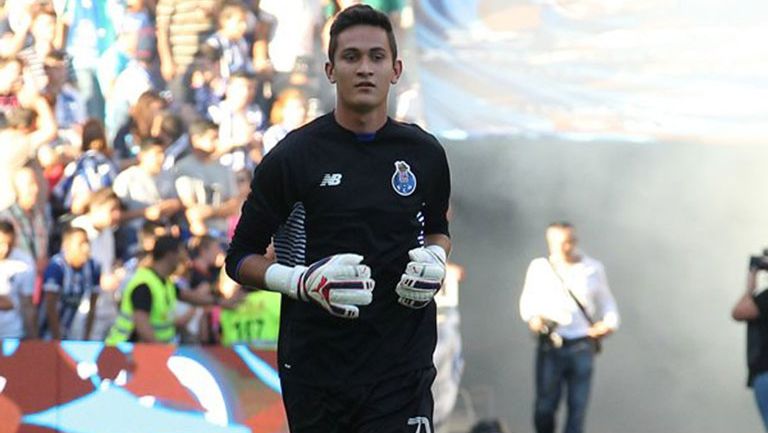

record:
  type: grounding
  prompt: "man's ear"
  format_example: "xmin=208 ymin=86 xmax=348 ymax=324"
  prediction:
xmin=390 ymin=59 xmax=403 ymax=85
xmin=325 ymin=61 xmax=336 ymax=84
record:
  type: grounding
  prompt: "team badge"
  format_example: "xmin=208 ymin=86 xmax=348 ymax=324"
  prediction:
xmin=391 ymin=160 xmax=417 ymax=196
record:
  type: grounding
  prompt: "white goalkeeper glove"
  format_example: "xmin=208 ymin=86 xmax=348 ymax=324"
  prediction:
xmin=265 ymin=253 xmax=374 ymax=319
xmin=396 ymin=245 xmax=447 ymax=309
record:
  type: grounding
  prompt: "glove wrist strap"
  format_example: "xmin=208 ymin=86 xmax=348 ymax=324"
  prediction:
xmin=425 ymin=244 xmax=447 ymax=264
xmin=265 ymin=263 xmax=306 ymax=299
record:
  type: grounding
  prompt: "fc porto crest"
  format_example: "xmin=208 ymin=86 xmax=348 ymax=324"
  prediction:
xmin=391 ymin=160 xmax=417 ymax=196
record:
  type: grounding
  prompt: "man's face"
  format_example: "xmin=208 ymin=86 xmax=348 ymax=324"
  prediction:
xmin=92 ymin=199 xmax=122 ymax=229
xmin=226 ymin=77 xmax=255 ymax=111
xmin=221 ymin=10 xmax=247 ymax=40
xmin=0 ymin=231 xmax=14 ymax=260
xmin=31 ymin=13 xmax=55 ymax=43
xmin=546 ymin=227 xmax=577 ymax=260
xmin=192 ymin=129 xmax=219 ymax=155
xmin=325 ymin=25 xmax=401 ymax=114
xmin=13 ymin=168 xmax=39 ymax=211
xmin=139 ymin=145 xmax=165 ymax=175
xmin=63 ymin=232 xmax=90 ymax=268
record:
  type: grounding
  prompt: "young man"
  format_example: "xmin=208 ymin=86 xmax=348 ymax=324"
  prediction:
xmin=173 ymin=119 xmax=240 ymax=238
xmin=225 ymin=5 xmax=451 ymax=432
xmin=39 ymin=226 xmax=101 ymax=340
xmin=106 ymin=235 xmax=238 ymax=344
xmin=0 ymin=221 xmax=36 ymax=339
xmin=113 ymin=137 xmax=182 ymax=254
xmin=519 ymin=222 xmax=620 ymax=433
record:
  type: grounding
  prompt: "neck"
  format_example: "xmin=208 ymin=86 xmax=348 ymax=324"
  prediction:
xmin=150 ymin=262 xmax=172 ymax=279
xmin=550 ymin=254 xmax=580 ymax=265
xmin=333 ymin=105 xmax=388 ymax=134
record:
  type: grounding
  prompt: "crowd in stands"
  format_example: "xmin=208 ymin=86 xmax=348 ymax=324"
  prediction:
xmin=0 ymin=0 xmax=409 ymax=345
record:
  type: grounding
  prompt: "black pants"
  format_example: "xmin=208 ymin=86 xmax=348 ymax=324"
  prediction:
xmin=281 ymin=367 xmax=436 ymax=433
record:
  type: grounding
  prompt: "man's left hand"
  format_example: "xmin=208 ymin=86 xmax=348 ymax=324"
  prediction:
xmin=396 ymin=245 xmax=447 ymax=309
xmin=587 ymin=321 xmax=613 ymax=339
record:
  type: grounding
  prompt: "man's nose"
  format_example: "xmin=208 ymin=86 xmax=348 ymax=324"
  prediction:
xmin=357 ymin=57 xmax=374 ymax=75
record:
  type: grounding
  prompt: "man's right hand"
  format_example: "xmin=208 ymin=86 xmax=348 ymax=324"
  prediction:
xmin=269 ymin=254 xmax=375 ymax=319
xmin=528 ymin=316 xmax=545 ymax=334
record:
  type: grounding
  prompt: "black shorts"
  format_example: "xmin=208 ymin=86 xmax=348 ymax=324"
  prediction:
xmin=281 ymin=366 xmax=437 ymax=433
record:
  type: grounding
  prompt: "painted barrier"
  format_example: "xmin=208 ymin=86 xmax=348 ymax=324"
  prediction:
xmin=0 ymin=340 xmax=287 ymax=433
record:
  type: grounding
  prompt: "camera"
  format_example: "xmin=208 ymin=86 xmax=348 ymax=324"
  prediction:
xmin=750 ymin=249 xmax=768 ymax=271
xmin=539 ymin=319 xmax=562 ymax=348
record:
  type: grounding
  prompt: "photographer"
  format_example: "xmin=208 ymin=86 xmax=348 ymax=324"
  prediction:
xmin=519 ymin=222 xmax=619 ymax=433
xmin=731 ymin=251 xmax=768 ymax=430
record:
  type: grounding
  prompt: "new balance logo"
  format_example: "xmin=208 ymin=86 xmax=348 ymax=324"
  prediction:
xmin=408 ymin=417 xmax=431 ymax=433
xmin=320 ymin=173 xmax=343 ymax=187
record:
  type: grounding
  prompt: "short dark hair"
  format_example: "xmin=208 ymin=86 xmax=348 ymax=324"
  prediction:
xmin=139 ymin=136 xmax=165 ymax=153
xmin=61 ymin=226 xmax=87 ymax=244
xmin=152 ymin=235 xmax=183 ymax=261
xmin=189 ymin=118 xmax=217 ymax=139
xmin=0 ymin=220 xmax=15 ymax=237
xmin=327 ymin=4 xmax=397 ymax=65
xmin=217 ymin=1 xmax=247 ymax=25
xmin=6 ymin=108 xmax=36 ymax=129
xmin=158 ymin=111 xmax=185 ymax=142
xmin=547 ymin=221 xmax=574 ymax=231
xmin=83 ymin=188 xmax=121 ymax=214
xmin=187 ymin=235 xmax=218 ymax=259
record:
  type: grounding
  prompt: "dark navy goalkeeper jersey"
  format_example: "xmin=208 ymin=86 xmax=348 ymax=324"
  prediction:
xmin=226 ymin=112 xmax=451 ymax=386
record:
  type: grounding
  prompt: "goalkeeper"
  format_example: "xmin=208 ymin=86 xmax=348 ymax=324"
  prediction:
xmin=225 ymin=5 xmax=451 ymax=432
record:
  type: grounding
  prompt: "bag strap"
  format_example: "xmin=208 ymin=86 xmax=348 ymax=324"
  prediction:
xmin=546 ymin=258 xmax=595 ymax=325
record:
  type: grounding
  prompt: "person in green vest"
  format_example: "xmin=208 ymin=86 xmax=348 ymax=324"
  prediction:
xmin=107 ymin=235 xmax=240 ymax=344
xmin=216 ymin=269 xmax=280 ymax=346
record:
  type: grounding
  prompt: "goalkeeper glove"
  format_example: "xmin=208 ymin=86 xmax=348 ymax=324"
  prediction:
xmin=265 ymin=253 xmax=374 ymax=319
xmin=396 ymin=245 xmax=447 ymax=309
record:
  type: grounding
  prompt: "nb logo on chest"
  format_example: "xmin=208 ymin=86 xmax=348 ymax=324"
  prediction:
xmin=320 ymin=173 xmax=343 ymax=187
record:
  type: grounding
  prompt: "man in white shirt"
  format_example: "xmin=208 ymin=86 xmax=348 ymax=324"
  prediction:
xmin=519 ymin=222 xmax=619 ymax=433
xmin=0 ymin=220 xmax=36 ymax=339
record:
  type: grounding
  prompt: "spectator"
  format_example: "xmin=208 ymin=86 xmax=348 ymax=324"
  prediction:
xmin=154 ymin=110 xmax=191 ymax=170
xmin=0 ymin=167 xmax=50 ymax=285
xmin=56 ymin=0 xmax=119 ymax=120
xmin=175 ymin=234 xmax=223 ymax=343
xmin=188 ymin=44 xmax=225 ymax=120
xmin=70 ymin=187 xmax=124 ymax=339
xmin=43 ymin=50 xmax=85 ymax=146
xmin=0 ymin=78 xmax=58 ymax=211
xmin=156 ymin=0 xmax=220 ymax=106
xmin=112 ymin=137 xmax=182 ymax=256
xmin=243 ymin=0 xmax=276 ymax=77
xmin=262 ymin=86 xmax=307 ymax=155
xmin=112 ymin=90 xmax=168 ymax=163
xmin=208 ymin=71 xmax=265 ymax=171
xmin=204 ymin=1 xmax=253 ymax=80
xmin=218 ymin=268 xmax=280 ymax=346
xmin=54 ymin=118 xmax=118 ymax=215
xmin=0 ymin=220 xmax=36 ymax=339
xmin=105 ymin=29 xmax=163 ymax=144
xmin=38 ymin=226 xmax=100 ymax=340
xmin=17 ymin=8 xmax=64 ymax=92
xmin=105 ymin=234 xmax=239 ymax=344
xmin=0 ymin=0 xmax=36 ymax=58
xmin=101 ymin=0 xmax=156 ymax=92
xmin=173 ymin=119 xmax=239 ymax=238
xmin=0 ymin=55 xmax=23 ymax=114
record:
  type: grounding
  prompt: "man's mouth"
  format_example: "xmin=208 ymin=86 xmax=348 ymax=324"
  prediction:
xmin=355 ymin=82 xmax=375 ymax=88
